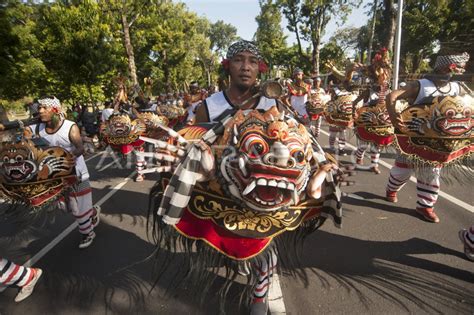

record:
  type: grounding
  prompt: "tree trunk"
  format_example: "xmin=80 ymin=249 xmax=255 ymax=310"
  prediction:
xmin=312 ymin=41 xmax=320 ymax=75
xmin=367 ymin=0 xmax=378 ymax=64
xmin=382 ymin=0 xmax=397 ymax=51
xmin=312 ymin=27 xmax=321 ymax=75
xmin=121 ymin=11 xmax=138 ymax=87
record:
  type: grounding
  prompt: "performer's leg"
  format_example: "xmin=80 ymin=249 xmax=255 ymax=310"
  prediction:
xmin=68 ymin=180 xmax=96 ymax=249
xmin=0 ymin=258 xmax=43 ymax=302
xmin=369 ymin=145 xmax=381 ymax=174
xmin=385 ymin=157 xmax=412 ymax=202
xmin=310 ymin=116 xmax=322 ymax=138
xmin=355 ymin=142 xmax=367 ymax=165
xmin=328 ymin=126 xmax=338 ymax=151
xmin=251 ymin=251 xmax=277 ymax=315
xmin=135 ymin=146 xmax=146 ymax=182
xmin=415 ymin=167 xmax=441 ymax=223
xmin=459 ymin=225 xmax=474 ymax=261
xmin=338 ymin=128 xmax=347 ymax=155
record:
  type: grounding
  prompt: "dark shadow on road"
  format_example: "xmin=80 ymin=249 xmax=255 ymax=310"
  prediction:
xmin=0 ymin=220 xmax=244 ymax=315
xmin=342 ymin=191 xmax=421 ymax=221
xmin=281 ymin=230 xmax=474 ymax=314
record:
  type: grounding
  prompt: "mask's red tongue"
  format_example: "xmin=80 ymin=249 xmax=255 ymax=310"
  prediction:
xmin=255 ymin=186 xmax=278 ymax=202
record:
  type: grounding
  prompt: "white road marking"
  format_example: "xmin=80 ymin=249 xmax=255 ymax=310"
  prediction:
xmin=97 ymin=160 xmax=117 ymax=172
xmin=21 ymin=171 xmax=137 ymax=268
xmin=268 ymin=272 xmax=287 ymax=314
xmin=319 ymin=129 xmax=474 ymax=213
xmin=84 ymin=151 xmax=103 ymax=162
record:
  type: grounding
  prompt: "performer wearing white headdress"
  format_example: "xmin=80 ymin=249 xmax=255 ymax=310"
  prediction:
xmin=26 ymin=96 xmax=99 ymax=248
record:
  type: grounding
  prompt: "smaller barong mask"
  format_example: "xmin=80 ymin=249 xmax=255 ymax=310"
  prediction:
xmin=101 ymin=113 xmax=145 ymax=145
xmin=0 ymin=139 xmax=76 ymax=207
xmin=395 ymin=95 xmax=474 ymax=165
xmin=324 ymin=94 xmax=360 ymax=127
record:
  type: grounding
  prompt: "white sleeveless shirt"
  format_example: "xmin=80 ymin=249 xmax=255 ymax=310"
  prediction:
xmin=205 ymin=91 xmax=276 ymax=122
xmin=30 ymin=120 xmax=89 ymax=181
xmin=414 ymin=79 xmax=461 ymax=105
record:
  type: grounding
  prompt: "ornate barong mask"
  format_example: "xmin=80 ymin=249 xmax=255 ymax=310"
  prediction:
xmin=218 ymin=107 xmax=313 ymax=211
xmin=101 ymin=113 xmax=145 ymax=145
xmin=398 ymin=95 xmax=473 ymax=138
xmin=0 ymin=140 xmax=76 ymax=207
xmin=136 ymin=112 xmax=169 ymax=137
xmin=395 ymin=95 xmax=473 ymax=164
xmin=157 ymin=104 xmax=187 ymax=120
xmin=324 ymin=94 xmax=359 ymax=127
xmin=306 ymin=92 xmax=330 ymax=116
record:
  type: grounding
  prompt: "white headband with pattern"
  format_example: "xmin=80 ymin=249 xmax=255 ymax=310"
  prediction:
xmin=38 ymin=97 xmax=62 ymax=111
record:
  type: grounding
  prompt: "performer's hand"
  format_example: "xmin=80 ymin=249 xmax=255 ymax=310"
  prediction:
xmin=393 ymin=116 xmax=407 ymax=133
xmin=0 ymin=124 xmax=4 ymax=131
xmin=195 ymin=139 xmax=215 ymax=180
xmin=335 ymin=164 xmax=356 ymax=187
xmin=307 ymin=162 xmax=338 ymax=199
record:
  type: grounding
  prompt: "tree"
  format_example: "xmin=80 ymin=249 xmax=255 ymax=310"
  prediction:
xmin=381 ymin=0 xmax=396 ymax=51
xmin=100 ymin=0 xmax=158 ymax=88
xmin=401 ymin=0 xmax=450 ymax=73
xmin=207 ymin=20 xmax=238 ymax=58
xmin=319 ymin=41 xmax=346 ymax=69
xmin=329 ymin=26 xmax=360 ymax=55
xmin=0 ymin=0 xmax=47 ymax=100
xmin=279 ymin=0 xmax=361 ymax=74
xmin=254 ymin=0 xmax=287 ymax=77
xmin=37 ymin=1 xmax=123 ymax=102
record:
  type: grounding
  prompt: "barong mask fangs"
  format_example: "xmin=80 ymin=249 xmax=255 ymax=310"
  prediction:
xmin=219 ymin=107 xmax=313 ymax=211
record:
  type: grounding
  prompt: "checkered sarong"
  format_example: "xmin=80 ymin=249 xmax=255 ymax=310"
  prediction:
xmin=158 ymin=109 xmax=234 ymax=225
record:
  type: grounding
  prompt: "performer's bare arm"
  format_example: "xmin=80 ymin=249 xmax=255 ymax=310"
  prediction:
xmin=69 ymin=124 xmax=85 ymax=157
xmin=386 ymin=81 xmax=419 ymax=131
xmin=23 ymin=126 xmax=33 ymax=139
xmin=194 ymin=102 xmax=209 ymax=123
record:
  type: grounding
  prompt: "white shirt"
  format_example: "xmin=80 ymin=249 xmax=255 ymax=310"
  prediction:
xmin=101 ymin=108 xmax=114 ymax=122
xmin=205 ymin=91 xmax=276 ymax=122
xmin=414 ymin=79 xmax=461 ymax=105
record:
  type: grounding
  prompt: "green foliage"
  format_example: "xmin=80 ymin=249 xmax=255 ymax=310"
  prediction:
xmin=0 ymin=0 xmax=47 ymax=99
xmin=255 ymin=0 xmax=287 ymax=76
xmin=320 ymin=41 xmax=345 ymax=69
xmin=208 ymin=20 xmax=238 ymax=57
xmin=278 ymin=0 xmax=361 ymax=73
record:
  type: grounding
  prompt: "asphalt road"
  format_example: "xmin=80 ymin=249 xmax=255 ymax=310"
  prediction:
xmin=1 ymin=123 xmax=473 ymax=315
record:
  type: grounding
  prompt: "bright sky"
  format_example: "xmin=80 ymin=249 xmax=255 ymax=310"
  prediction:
xmin=180 ymin=0 xmax=371 ymax=50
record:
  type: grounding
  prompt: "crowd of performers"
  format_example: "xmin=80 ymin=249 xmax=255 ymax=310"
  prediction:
xmin=0 ymin=40 xmax=473 ymax=313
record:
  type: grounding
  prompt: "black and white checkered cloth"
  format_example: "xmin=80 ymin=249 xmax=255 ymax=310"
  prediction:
xmin=158 ymin=109 xmax=235 ymax=225
xmin=434 ymin=52 xmax=470 ymax=71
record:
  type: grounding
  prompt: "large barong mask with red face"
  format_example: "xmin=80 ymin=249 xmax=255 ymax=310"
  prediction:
xmin=218 ymin=108 xmax=313 ymax=212
xmin=145 ymin=105 xmax=341 ymax=309
xmin=395 ymin=95 xmax=473 ymax=165
xmin=0 ymin=139 xmax=76 ymax=208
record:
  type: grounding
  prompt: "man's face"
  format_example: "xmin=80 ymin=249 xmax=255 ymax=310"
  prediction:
xmin=295 ymin=72 xmax=303 ymax=81
xmin=229 ymin=51 xmax=259 ymax=89
xmin=38 ymin=105 xmax=53 ymax=122
xmin=314 ymin=79 xmax=321 ymax=88
xmin=190 ymin=86 xmax=198 ymax=93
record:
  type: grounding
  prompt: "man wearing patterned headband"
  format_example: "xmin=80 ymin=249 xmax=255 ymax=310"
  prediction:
xmin=194 ymin=40 xmax=275 ymax=123
xmin=193 ymin=40 xmax=277 ymax=314
xmin=384 ymin=52 xmax=470 ymax=223
xmin=25 ymin=96 xmax=99 ymax=248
